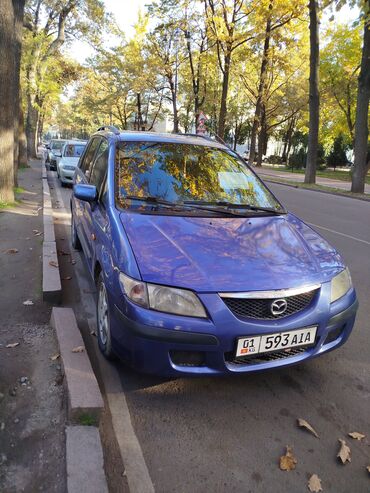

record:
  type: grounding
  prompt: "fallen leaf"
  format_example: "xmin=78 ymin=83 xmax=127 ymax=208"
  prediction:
xmin=50 ymin=353 xmax=60 ymax=361
xmin=58 ymin=250 xmax=70 ymax=256
xmin=279 ymin=446 xmax=297 ymax=471
xmin=6 ymin=342 xmax=19 ymax=348
xmin=90 ymin=330 xmax=97 ymax=337
xmin=60 ymin=237 xmax=65 ymax=240
xmin=72 ymin=346 xmax=85 ymax=353
xmin=337 ymin=439 xmax=351 ymax=464
xmin=367 ymin=465 xmax=370 ymax=474
xmin=34 ymin=231 xmax=42 ymax=236
xmin=23 ymin=300 xmax=34 ymax=306
xmin=308 ymin=474 xmax=322 ymax=492
xmin=49 ymin=260 xmax=58 ymax=268
xmin=348 ymin=432 xmax=365 ymax=441
xmin=297 ymin=418 xmax=319 ymax=438
xmin=71 ymin=259 xmax=76 ymax=265
xmin=62 ymin=276 xmax=72 ymax=281
xmin=5 ymin=248 xmax=18 ymax=254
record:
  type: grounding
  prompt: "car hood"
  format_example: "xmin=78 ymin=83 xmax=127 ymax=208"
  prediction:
xmin=120 ymin=212 xmax=344 ymax=292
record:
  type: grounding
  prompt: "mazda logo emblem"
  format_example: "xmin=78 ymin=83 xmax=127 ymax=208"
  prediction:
xmin=270 ymin=298 xmax=288 ymax=316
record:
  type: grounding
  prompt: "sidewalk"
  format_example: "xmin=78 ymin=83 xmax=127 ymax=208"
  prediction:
xmin=0 ymin=160 xmax=66 ymax=492
xmin=255 ymin=166 xmax=370 ymax=194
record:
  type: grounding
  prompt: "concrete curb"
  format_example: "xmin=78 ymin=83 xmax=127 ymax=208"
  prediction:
xmin=51 ymin=307 xmax=104 ymax=423
xmin=66 ymin=426 xmax=108 ymax=493
xmin=259 ymin=175 xmax=370 ymax=203
xmin=42 ymin=164 xmax=61 ymax=302
xmin=45 ymin=168 xmax=110 ymax=493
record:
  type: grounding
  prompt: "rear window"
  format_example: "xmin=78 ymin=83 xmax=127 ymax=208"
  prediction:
xmin=51 ymin=141 xmax=65 ymax=150
xmin=64 ymin=144 xmax=86 ymax=157
xmin=115 ymin=141 xmax=282 ymax=211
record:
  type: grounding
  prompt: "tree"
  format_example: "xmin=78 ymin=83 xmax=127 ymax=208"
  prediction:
xmin=0 ymin=0 xmax=25 ymax=203
xmin=351 ymin=0 xmax=370 ymax=193
xmin=204 ymin=0 xmax=254 ymax=138
xmin=305 ymin=0 xmax=320 ymax=184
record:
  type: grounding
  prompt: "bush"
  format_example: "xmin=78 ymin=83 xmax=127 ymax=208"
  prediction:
xmin=288 ymin=148 xmax=306 ymax=169
xmin=326 ymin=135 xmax=349 ymax=169
xmin=267 ymin=155 xmax=283 ymax=164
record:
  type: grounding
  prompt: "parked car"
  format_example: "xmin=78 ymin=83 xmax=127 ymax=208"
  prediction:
xmin=45 ymin=139 xmax=67 ymax=170
xmin=57 ymin=140 xmax=87 ymax=186
xmin=71 ymin=127 xmax=358 ymax=377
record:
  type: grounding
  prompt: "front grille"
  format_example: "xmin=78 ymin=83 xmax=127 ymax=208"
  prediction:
xmin=225 ymin=347 xmax=307 ymax=366
xmin=222 ymin=290 xmax=318 ymax=320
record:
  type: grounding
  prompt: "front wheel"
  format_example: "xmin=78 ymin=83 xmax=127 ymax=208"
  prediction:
xmin=96 ymin=272 xmax=115 ymax=360
xmin=71 ymin=213 xmax=81 ymax=250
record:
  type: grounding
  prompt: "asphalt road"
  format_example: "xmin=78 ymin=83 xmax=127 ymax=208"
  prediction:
xmin=50 ymin=175 xmax=370 ymax=493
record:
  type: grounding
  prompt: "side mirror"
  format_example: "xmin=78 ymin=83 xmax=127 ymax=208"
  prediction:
xmin=46 ymin=145 xmax=50 ymax=150
xmin=73 ymin=184 xmax=97 ymax=203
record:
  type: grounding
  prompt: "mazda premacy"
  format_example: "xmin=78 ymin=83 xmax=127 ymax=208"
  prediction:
xmin=71 ymin=127 xmax=358 ymax=376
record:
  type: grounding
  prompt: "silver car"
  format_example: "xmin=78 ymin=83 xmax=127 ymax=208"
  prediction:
xmin=57 ymin=140 xmax=87 ymax=186
xmin=45 ymin=139 xmax=67 ymax=170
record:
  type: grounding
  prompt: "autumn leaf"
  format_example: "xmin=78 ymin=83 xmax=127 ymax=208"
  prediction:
xmin=49 ymin=260 xmax=58 ymax=268
xmin=297 ymin=418 xmax=319 ymax=438
xmin=337 ymin=439 xmax=351 ymax=464
xmin=62 ymin=276 xmax=72 ymax=280
xmin=308 ymin=474 xmax=322 ymax=492
xmin=348 ymin=432 xmax=365 ymax=441
xmin=367 ymin=465 xmax=370 ymax=474
xmin=50 ymin=353 xmax=60 ymax=361
xmin=90 ymin=330 xmax=97 ymax=337
xmin=279 ymin=446 xmax=297 ymax=471
xmin=72 ymin=346 xmax=85 ymax=353
xmin=6 ymin=342 xmax=19 ymax=348
xmin=23 ymin=300 xmax=34 ymax=306
xmin=5 ymin=248 xmax=18 ymax=254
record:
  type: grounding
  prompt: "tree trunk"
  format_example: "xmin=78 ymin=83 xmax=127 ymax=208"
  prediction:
xmin=0 ymin=0 xmax=15 ymax=203
xmin=169 ymin=77 xmax=179 ymax=133
xmin=282 ymin=117 xmax=295 ymax=164
xmin=12 ymin=0 xmax=25 ymax=183
xmin=26 ymin=100 xmax=39 ymax=158
xmin=256 ymin=106 xmax=267 ymax=167
xmin=305 ymin=0 xmax=320 ymax=184
xmin=136 ymin=93 xmax=143 ymax=131
xmin=18 ymin=99 xmax=28 ymax=168
xmin=218 ymin=50 xmax=231 ymax=139
xmin=351 ymin=6 xmax=370 ymax=193
xmin=248 ymin=1 xmax=272 ymax=167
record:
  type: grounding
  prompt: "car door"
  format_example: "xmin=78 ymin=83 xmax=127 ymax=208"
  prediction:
xmin=73 ymin=137 xmax=101 ymax=258
xmin=80 ymin=138 xmax=109 ymax=271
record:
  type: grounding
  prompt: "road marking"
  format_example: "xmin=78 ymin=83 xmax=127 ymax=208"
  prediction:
xmin=307 ymin=222 xmax=370 ymax=246
xmin=50 ymin=174 xmax=155 ymax=493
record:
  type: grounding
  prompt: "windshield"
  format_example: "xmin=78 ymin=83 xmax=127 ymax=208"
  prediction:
xmin=115 ymin=142 xmax=283 ymax=212
xmin=64 ymin=144 xmax=85 ymax=157
xmin=51 ymin=140 xmax=65 ymax=150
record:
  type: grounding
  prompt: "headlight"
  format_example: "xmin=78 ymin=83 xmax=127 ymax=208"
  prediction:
xmin=330 ymin=268 xmax=352 ymax=303
xmin=119 ymin=273 xmax=207 ymax=317
xmin=147 ymin=284 xmax=207 ymax=317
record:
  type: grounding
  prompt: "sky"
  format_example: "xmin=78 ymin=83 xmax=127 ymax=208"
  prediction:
xmin=67 ymin=0 xmax=360 ymax=64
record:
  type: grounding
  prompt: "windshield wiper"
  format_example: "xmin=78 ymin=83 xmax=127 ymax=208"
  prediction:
xmin=184 ymin=200 xmax=285 ymax=215
xmin=124 ymin=196 xmax=247 ymax=216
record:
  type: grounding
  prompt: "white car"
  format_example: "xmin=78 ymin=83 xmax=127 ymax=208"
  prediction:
xmin=57 ymin=140 xmax=87 ymax=186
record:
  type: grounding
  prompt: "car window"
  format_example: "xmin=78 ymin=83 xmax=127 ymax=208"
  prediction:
xmin=51 ymin=141 xmax=65 ymax=150
xmin=115 ymin=142 xmax=283 ymax=211
xmin=64 ymin=144 xmax=86 ymax=158
xmin=89 ymin=139 xmax=109 ymax=194
xmin=79 ymin=138 xmax=101 ymax=176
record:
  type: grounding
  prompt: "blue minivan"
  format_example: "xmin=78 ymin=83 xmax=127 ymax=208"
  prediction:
xmin=71 ymin=126 xmax=358 ymax=376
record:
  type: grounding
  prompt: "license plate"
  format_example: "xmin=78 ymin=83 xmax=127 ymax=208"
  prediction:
xmin=235 ymin=326 xmax=317 ymax=358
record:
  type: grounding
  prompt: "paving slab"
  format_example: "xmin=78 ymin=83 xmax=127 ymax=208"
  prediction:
xmin=51 ymin=307 xmax=104 ymax=422
xmin=66 ymin=426 xmax=108 ymax=493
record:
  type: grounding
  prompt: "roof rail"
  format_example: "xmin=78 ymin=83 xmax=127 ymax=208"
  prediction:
xmin=97 ymin=125 xmax=120 ymax=135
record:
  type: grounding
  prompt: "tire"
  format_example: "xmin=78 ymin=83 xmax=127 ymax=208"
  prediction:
xmin=96 ymin=272 xmax=115 ymax=360
xmin=71 ymin=213 xmax=82 ymax=250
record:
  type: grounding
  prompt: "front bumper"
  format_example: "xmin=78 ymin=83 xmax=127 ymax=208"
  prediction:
xmin=109 ymin=284 xmax=358 ymax=376
xmin=59 ymin=168 xmax=75 ymax=183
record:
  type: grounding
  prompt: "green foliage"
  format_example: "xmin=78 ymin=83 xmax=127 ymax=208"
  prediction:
xmin=326 ymin=134 xmax=350 ymax=168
